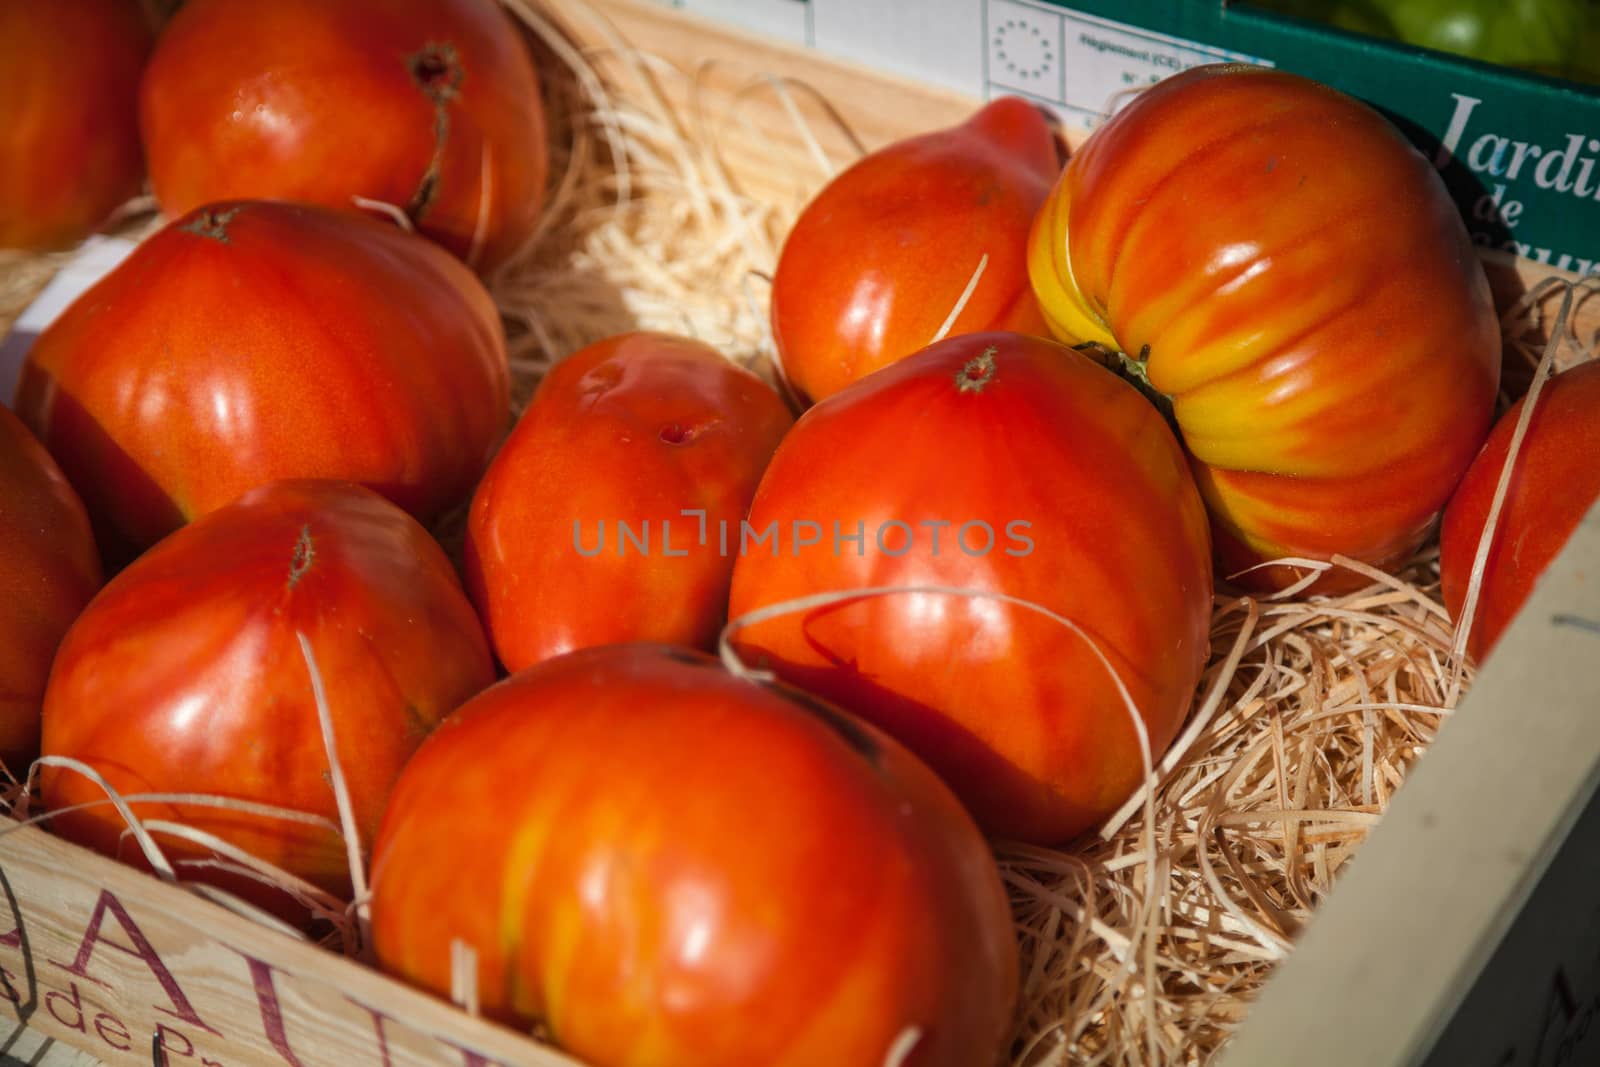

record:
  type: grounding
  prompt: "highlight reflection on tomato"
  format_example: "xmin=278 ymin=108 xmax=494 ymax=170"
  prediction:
xmin=771 ymin=96 xmax=1060 ymax=406
xmin=16 ymin=200 xmax=509 ymax=556
xmin=39 ymin=480 xmax=494 ymax=921
xmin=1029 ymin=64 xmax=1501 ymax=591
xmin=728 ymin=332 xmax=1214 ymax=843
xmin=370 ymin=644 xmax=1018 ymax=1067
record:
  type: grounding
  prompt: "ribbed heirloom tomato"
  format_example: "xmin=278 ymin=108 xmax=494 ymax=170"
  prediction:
xmin=0 ymin=406 xmax=101 ymax=774
xmin=16 ymin=200 xmax=509 ymax=557
xmin=771 ymin=96 xmax=1060 ymax=405
xmin=40 ymin=481 xmax=494 ymax=920
xmin=140 ymin=0 xmax=548 ymax=270
xmin=370 ymin=644 xmax=1018 ymax=1067
xmin=0 ymin=0 xmax=150 ymax=251
xmin=728 ymin=332 xmax=1214 ymax=843
xmin=1029 ymin=65 xmax=1501 ymax=590
xmin=466 ymin=332 xmax=794 ymax=670
xmin=1440 ymin=359 xmax=1600 ymax=662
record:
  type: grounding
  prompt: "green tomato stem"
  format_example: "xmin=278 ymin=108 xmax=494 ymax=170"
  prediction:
xmin=1072 ymin=342 xmax=1181 ymax=440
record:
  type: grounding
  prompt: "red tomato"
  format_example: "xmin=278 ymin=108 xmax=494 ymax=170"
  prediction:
xmin=771 ymin=96 xmax=1060 ymax=406
xmin=466 ymin=333 xmax=794 ymax=671
xmin=16 ymin=200 xmax=509 ymax=557
xmin=727 ymin=332 xmax=1214 ymax=843
xmin=0 ymin=0 xmax=150 ymax=251
xmin=39 ymin=480 xmax=494 ymax=919
xmin=370 ymin=643 xmax=1018 ymax=1067
xmin=140 ymin=0 xmax=548 ymax=271
xmin=1028 ymin=65 xmax=1500 ymax=591
xmin=1440 ymin=359 xmax=1600 ymax=662
xmin=0 ymin=406 xmax=102 ymax=775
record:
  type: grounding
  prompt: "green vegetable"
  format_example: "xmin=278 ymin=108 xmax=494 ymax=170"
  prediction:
xmin=1382 ymin=0 xmax=1588 ymax=77
xmin=1252 ymin=0 xmax=1399 ymax=38
xmin=1250 ymin=0 xmax=1600 ymax=85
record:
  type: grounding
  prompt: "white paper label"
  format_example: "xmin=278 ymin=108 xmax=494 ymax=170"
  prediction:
xmin=988 ymin=0 xmax=1271 ymax=132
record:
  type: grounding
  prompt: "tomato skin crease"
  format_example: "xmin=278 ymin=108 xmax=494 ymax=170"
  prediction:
xmin=140 ymin=0 xmax=549 ymax=271
xmin=1029 ymin=64 xmax=1501 ymax=591
xmin=729 ymin=331 xmax=1215 ymax=844
xmin=370 ymin=644 xmax=1019 ymax=1067
xmin=772 ymin=96 xmax=1062 ymax=406
xmin=1440 ymin=359 xmax=1600 ymax=663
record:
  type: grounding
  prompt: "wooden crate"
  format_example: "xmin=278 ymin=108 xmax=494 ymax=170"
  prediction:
xmin=4 ymin=2 xmax=1599 ymax=1065
xmin=0 ymin=818 xmax=575 ymax=1067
